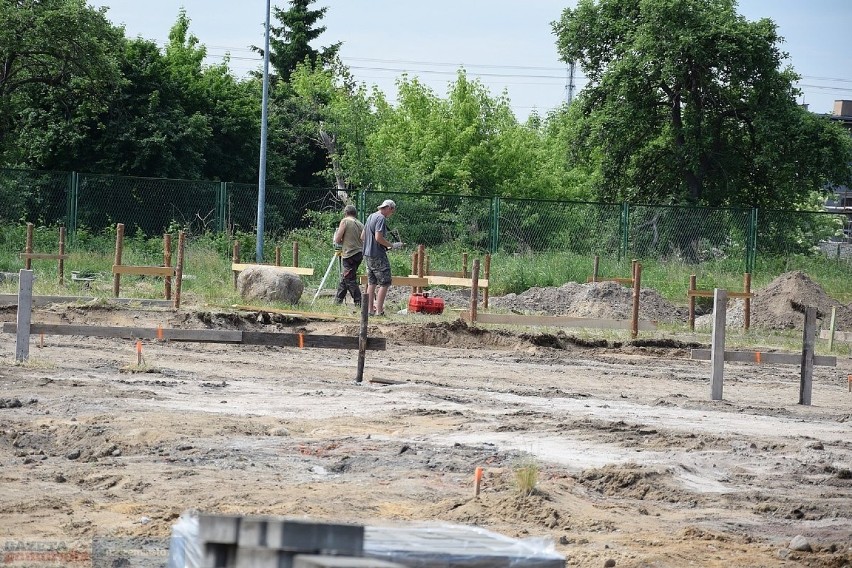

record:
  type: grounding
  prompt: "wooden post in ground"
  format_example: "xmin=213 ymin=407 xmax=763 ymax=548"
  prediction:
xmin=743 ymin=273 xmax=752 ymax=331
xmin=174 ymin=231 xmax=185 ymax=309
xmin=232 ymin=241 xmax=240 ymax=290
xmin=417 ymin=244 xmax=426 ymax=294
xmin=631 ymin=262 xmax=641 ymax=339
xmin=592 ymin=255 xmax=600 ymax=283
xmin=799 ymin=306 xmax=816 ymax=406
xmin=58 ymin=227 xmax=66 ymax=285
xmin=292 ymin=241 xmax=299 ymax=267
xmin=24 ymin=223 xmax=34 ymax=270
xmin=828 ymin=306 xmax=837 ymax=352
xmin=469 ymin=259 xmax=480 ymax=325
xmin=113 ymin=223 xmax=124 ymax=297
xmin=688 ymin=274 xmax=697 ymax=331
xmin=355 ymin=298 xmax=369 ymax=383
xmin=483 ymin=254 xmax=492 ymax=309
xmin=164 ymin=233 xmax=172 ymax=300
xmin=410 ymin=249 xmax=419 ymax=295
xmin=15 ymin=269 xmax=33 ymax=362
xmin=710 ymin=289 xmax=728 ymax=401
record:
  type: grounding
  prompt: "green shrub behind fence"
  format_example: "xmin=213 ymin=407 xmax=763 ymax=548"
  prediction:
xmin=1 ymin=169 xmax=850 ymax=280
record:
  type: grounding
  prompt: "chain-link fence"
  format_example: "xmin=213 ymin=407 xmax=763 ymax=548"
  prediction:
xmin=1 ymin=168 xmax=851 ymax=276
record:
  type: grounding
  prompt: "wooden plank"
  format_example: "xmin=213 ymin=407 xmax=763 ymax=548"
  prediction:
xmin=242 ymin=331 xmax=386 ymax=350
xmin=821 ymin=329 xmax=852 ymax=342
xmin=231 ymin=305 xmax=358 ymax=321
xmin=426 ymin=275 xmax=489 ymax=288
xmin=688 ymin=290 xmax=753 ymax=299
xmin=586 ymin=277 xmax=633 ymax=285
xmin=2 ymin=323 xmax=242 ymax=343
xmin=459 ymin=311 xmax=656 ymax=330
xmin=20 ymin=253 xmax=69 ymax=260
xmin=231 ymin=263 xmax=314 ymax=276
xmin=112 ymin=265 xmax=176 ymax=277
xmin=359 ymin=276 xmax=429 ymax=287
xmin=690 ymin=349 xmax=836 ymax=367
xmin=0 ymin=295 xmax=175 ymax=308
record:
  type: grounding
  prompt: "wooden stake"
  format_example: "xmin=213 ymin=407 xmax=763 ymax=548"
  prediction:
xmin=174 ymin=231 xmax=185 ymax=309
xmin=631 ymin=263 xmax=641 ymax=339
xmin=355 ymin=300 xmax=369 ymax=383
xmin=799 ymin=306 xmax=816 ymax=406
xmin=136 ymin=340 xmax=143 ymax=366
xmin=232 ymin=241 xmax=240 ymax=289
xmin=275 ymin=245 xmax=281 ymax=267
xmin=24 ymin=223 xmax=33 ymax=271
xmin=469 ymin=259 xmax=480 ymax=325
xmin=474 ymin=466 xmax=483 ymax=496
xmin=828 ymin=306 xmax=837 ymax=352
xmin=710 ymin=289 xmax=728 ymax=401
xmin=164 ymin=233 xmax=172 ymax=300
xmin=113 ymin=223 xmax=124 ymax=298
xmin=688 ymin=274 xmax=697 ymax=331
xmin=15 ymin=270 xmax=33 ymax=362
xmin=292 ymin=241 xmax=299 ymax=267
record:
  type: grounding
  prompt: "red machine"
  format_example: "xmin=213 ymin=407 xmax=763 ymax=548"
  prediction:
xmin=408 ymin=292 xmax=445 ymax=315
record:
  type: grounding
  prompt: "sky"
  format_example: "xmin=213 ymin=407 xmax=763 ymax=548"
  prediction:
xmin=86 ymin=0 xmax=852 ymax=121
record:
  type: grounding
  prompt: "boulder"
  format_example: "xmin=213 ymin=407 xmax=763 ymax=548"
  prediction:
xmin=237 ymin=266 xmax=304 ymax=304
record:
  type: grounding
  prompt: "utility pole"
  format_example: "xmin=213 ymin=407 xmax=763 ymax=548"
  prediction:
xmin=256 ymin=0 xmax=271 ymax=262
xmin=565 ymin=61 xmax=576 ymax=105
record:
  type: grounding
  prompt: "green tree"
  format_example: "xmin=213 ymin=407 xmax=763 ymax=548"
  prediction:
xmin=266 ymin=0 xmax=340 ymax=82
xmin=82 ymin=11 xmax=259 ymax=182
xmin=553 ymin=0 xmax=852 ymax=207
xmin=0 ymin=0 xmax=123 ymax=168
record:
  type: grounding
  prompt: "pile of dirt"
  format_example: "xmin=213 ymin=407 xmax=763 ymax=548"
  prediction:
xmin=487 ymin=281 xmax=687 ymax=324
xmin=751 ymin=271 xmax=852 ymax=330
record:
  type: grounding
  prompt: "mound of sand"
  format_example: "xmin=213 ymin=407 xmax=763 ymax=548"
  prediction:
xmin=487 ymin=281 xmax=687 ymax=324
xmin=751 ymin=271 xmax=852 ymax=330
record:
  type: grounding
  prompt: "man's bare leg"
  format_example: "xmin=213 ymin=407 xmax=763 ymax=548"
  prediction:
xmin=375 ymin=285 xmax=390 ymax=314
xmin=366 ymin=283 xmax=376 ymax=313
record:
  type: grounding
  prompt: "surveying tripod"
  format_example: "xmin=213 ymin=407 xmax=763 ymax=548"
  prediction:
xmin=310 ymin=247 xmax=343 ymax=305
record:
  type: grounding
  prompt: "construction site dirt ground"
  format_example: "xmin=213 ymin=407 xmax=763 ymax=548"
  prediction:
xmin=1 ymin=279 xmax=851 ymax=567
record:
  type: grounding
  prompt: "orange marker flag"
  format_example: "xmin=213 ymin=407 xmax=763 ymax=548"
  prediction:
xmin=136 ymin=340 xmax=143 ymax=365
xmin=474 ymin=466 xmax=483 ymax=496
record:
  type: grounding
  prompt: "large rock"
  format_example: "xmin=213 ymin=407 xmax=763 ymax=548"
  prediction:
xmin=237 ymin=266 xmax=304 ymax=304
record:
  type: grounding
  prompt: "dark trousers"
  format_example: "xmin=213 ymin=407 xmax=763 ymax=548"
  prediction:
xmin=335 ymin=252 xmax=363 ymax=305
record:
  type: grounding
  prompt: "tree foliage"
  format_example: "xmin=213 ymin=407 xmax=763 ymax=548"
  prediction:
xmin=553 ymin=0 xmax=852 ymax=207
xmin=0 ymin=0 xmax=124 ymax=168
xmin=266 ymin=0 xmax=340 ymax=82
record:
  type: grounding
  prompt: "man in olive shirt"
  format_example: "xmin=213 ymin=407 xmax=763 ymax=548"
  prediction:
xmin=333 ymin=204 xmax=365 ymax=306
xmin=362 ymin=199 xmax=402 ymax=316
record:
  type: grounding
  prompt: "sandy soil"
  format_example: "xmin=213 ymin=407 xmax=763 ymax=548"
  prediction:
xmin=1 ymin=276 xmax=851 ymax=568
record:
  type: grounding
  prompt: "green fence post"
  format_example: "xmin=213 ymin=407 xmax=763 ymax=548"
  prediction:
xmin=216 ymin=182 xmax=227 ymax=234
xmin=619 ymin=202 xmax=630 ymax=261
xmin=357 ymin=189 xmax=366 ymax=223
xmin=490 ymin=196 xmax=500 ymax=253
xmin=747 ymin=208 xmax=758 ymax=274
xmin=65 ymin=172 xmax=79 ymax=245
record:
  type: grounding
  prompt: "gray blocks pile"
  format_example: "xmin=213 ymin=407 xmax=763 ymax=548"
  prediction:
xmin=198 ymin=515 xmax=403 ymax=568
xmin=191 ymin=515 xmax=564 ymax=568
